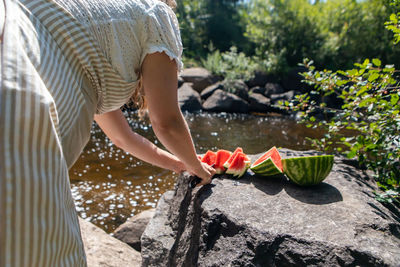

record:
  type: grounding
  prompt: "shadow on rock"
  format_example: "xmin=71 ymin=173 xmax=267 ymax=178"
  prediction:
xmin=239 ymin=173 xmax=285 ymax=196
xmin=236 ymin=171 xmax=342 ymax=205
xmin=284 ymin=182 xmax=343 ymax=205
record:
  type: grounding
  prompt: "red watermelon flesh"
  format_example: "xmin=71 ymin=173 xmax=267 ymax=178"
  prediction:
xmin=226 ymin=152 xmax=251 ymax=178
xmin=201 ymin=150 xmax=217 ymax=166
xmin=214 ymin=150 xmax=232 ymax=174
xmin=223 ymin=147 xmax=243 ymax=168
xmin=252 ymin=146 xmax=283 ymax=172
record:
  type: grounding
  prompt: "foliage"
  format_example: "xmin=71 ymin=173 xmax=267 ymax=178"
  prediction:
xmin=281 ymin=0 xmax=400 ymax=203
xmin=385 ymin=0 xmax=400 ymax=44
xmin=282 ymin=57 xmax=400 ymax=203
xmin=242 ymin=0 xmax=400 ymax=74
xmin=201 ymin=46 xmax=257 ymax=89
xmin=243 ymin=0 xmax=324 ymax=74
xmin=175 ymin=0 xmax=249 ymax=59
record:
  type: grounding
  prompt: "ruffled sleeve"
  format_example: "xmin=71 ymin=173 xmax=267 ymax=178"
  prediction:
xmin=140 ymin=2 xmax=183 ymax=72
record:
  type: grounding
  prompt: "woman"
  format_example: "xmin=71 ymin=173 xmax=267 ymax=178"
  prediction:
xmin=0 ymin=0 xmax=214 ymax=266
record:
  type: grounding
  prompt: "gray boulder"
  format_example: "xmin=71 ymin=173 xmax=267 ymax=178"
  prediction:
xmin=141 ymin=149 xmax=400 ymax=267
xmin=249 ymin=86 xmax=266 ymax=95
xmin=180 ymin=68 xmax=222 ymax=93
xmin=264 ymin=83 xmax=285 ymax=97
xmin=248 ymin=93 xmax=272 ymax=113
xmin=270 ymin=90 xmax=297 ymax=105
xmin=80 ymin=217 xmax=142 ymax=267
xmin=178 ymin=83 xmax=202 ymax=112
xmin=202 ymin=89 xmax=249 ymax=113
xmin=200 ymin=82 xmax=224 ymax=100
xmin=225 ymin=80 xmax=249 ymax=101
xmin=178 ymin=76 xmax=184 ymax=88
xmin=113 ymin=209 xmax=155 ymax=252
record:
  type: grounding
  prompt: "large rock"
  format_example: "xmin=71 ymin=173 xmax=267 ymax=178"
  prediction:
xmin=178 ymin=83 xmax=202 ymax=112
xmin=141 ymin=149 xmax=400 ymax=267
xmin=200 ymin=82 xmax=224 ymax=100
xmin=180 ymin=68 xmax=222 ymax=93
xmin=80 ymin=217 xmax=142 ymax=267
xmin=225 ymin=80 xmax=249 ymax=101
xmin=248 ymin=93 xmax=272 ymax=113
xmin=245 ymin=71 xmax=273 ymax=88
xmin=202 ymin=89 xmax=249 ymax=113
xmin=270 ymin=90 xmax=297 ymax=105
xmin=113 ymin=209 xmax=155 ymax=252
xmin=264 ymin=83 xmax=285 ymax=97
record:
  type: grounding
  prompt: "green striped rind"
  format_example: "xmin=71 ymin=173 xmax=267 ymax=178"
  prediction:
xmin=250 ymin=158 xmax=283 ymax=176
xmin=282 ymin=155 xmax=334 ymax=186
xmin=226 ymin=161 xmax=251 ymax=178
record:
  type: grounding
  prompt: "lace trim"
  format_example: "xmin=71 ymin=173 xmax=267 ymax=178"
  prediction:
xmin=141 ymin=45 xmax=184 ymax=73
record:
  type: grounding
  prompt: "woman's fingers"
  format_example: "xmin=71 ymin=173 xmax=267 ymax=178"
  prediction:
xmin=196 ymin=162 xmax=215 ymax=186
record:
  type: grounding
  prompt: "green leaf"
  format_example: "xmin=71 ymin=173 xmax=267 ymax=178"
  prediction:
xmin=391 ymin=94 xmax=399 ymax=105
xmin=368 ymin=73 xmax=380 ymax=82
xmin=372 ymin=59 xmax=381 ymax=67
xmin=347 ymin=149 xmax=357 ymax=159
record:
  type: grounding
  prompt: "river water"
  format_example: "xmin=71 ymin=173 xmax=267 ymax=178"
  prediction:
xmin=69 ymin=110 xmax=323 ymax=233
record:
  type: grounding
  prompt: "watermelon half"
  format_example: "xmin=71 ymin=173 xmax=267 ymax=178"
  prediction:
xmin=223 ymin=147 xmax=243 ymax=168
xmin=201 ymin=150 xmax=217 ymax=166
xmin=214 ymin=149 xmax=232 ymax=174
xmin=250 ymin=147 xmax=283 ymax=176
xmin=226 ymin=152 xmax=251 ymax=178
xmin=282 ymin=155 xmax=334 ymax=186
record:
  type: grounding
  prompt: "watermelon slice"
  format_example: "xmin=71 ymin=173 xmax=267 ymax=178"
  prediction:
xmin=250 ymin=147 xmax=283 ymax=176
xmin=226 ymin=152 xmax=251 ymax=178
xmin=282 ymin=155 xmax=334 ymax=186
xmin=223 ymin=147 xmax=243 ymax=168
xmin=201 ymin=150 xmax=217 ymax=166
xmin=214 ymin=149 xmax=232 ymax=174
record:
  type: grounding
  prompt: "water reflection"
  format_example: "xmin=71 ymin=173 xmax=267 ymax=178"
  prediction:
xmin=69 ymin=110 xmax=323 ymax=233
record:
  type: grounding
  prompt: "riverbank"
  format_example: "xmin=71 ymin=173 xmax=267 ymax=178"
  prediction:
xmin=177 ymin=67 xmax=339 ymax=118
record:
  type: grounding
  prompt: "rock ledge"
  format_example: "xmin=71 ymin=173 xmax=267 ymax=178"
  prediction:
xmin=141 ymin=149 xmax=400 ymax=267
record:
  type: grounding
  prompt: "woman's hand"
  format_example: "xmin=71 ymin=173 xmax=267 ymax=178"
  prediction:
xmin=187 ymin=161 xmax=216 ymax=186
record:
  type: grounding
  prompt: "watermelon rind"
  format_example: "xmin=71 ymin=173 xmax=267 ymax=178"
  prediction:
xmin=225 ymin=153 xmax=250 ymax=178
xmin=250 ymin=158 xmax=283 ymax=176
xmin=282 ymin=155 xmax=334 ymax=186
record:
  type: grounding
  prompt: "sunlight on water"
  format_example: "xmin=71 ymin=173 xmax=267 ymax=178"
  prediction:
xmin=69 ymin=110 xmax=323 ymax=233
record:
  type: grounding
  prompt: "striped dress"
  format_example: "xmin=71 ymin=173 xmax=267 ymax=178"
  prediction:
xmin=0 ymin=0 xmax=182 ymax=266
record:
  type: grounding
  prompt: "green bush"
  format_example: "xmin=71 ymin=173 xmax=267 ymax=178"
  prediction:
xmin=201 ymin=46 xmax=257 ymax=89
xmin=243 ymin=0 xmax=400 ymax=75
xmin=280 ymin=0 xmax=400 ymax=203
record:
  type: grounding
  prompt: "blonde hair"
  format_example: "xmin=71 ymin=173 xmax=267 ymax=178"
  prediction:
xmin=159 ymin=0 xmax=177 ymax=9
xmin=130 ymin=0 xmax=177 ymax=118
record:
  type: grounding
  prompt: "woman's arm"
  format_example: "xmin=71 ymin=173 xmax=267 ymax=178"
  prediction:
xmin=94 ymin=110 xmax=185 ymax=173
xmin=141 ymin=52 xmax=214 ymax=185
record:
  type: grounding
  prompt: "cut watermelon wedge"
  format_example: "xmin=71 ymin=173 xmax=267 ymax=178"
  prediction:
xmin=226 ymin=152 xmax=251 ymax=178
xmin=223 ymin=147 xmax=243 ymax=169
xmin=201 ymin=150 xmax=217 ymax=166
xmin=250 ymin=146 xmax=283 ymax=176
xmin=214 ymin=150 xmax=232 ymax=174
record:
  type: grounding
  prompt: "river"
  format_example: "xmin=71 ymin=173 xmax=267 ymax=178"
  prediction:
xmin=69 ymin=110 xmax=323 ymax=233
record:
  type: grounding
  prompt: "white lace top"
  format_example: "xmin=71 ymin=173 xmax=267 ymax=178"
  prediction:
xmin=57 ymin=0 xmax=183 ymax=82
xmin=54 ymin=0 xmax=183 ymax=112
